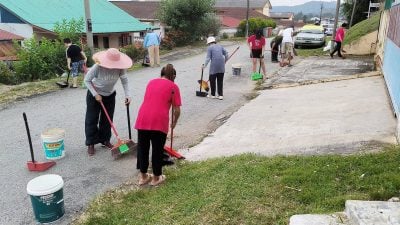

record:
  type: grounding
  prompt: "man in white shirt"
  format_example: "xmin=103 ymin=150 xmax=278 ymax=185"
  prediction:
xmin=281 ymin=26 xmax=294 ymax=67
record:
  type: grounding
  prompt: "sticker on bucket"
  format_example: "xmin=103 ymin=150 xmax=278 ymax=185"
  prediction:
xmin=41 ymin=128 xmax=65 ymax=160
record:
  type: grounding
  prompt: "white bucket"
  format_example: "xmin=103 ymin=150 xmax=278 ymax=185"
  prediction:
xmin=41 ymin=128 xmax=65 ymax=160
xmin=27 ymin=174 xmax=65 ymax=223
xmin=232 ymin=64 xmax=242 ymax=76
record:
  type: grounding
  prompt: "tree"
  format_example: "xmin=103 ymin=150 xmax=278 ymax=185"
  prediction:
xmin=157 ymin=0 xmax=217 ymax=44
xmin=53 ymin=18 xmax=85 ymax=43
xmin=341 ymin=0 xmax=379 ymax=26
xmin=237 ymin=18 xmax=276 ymax=37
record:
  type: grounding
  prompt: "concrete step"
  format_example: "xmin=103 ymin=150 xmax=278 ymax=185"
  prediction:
xmin=345 ymin=200 xmax=400 ymax=225
xmin=289 ymin=213 xmax=348 ymax=225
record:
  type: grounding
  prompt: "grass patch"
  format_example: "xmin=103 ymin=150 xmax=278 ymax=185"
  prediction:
xmin=74 ymin=146 xmax=400 ymax=225
xmin=0 ymin=79 xmax=60 ymax=107
xmin=344 ymin=13 xmax=380 ymax=45
xmin=296 ymin=37 xmax=332 ymax=57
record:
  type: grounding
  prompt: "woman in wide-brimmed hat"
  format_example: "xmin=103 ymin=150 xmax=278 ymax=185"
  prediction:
xmin=83 ymin=48 xmax=132 ymax=156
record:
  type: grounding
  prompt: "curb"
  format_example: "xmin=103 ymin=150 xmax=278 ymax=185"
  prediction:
xmin=261 ymin=71 xmax=381 ymax=90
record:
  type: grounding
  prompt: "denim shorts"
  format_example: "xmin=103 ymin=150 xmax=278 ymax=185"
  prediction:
xmin=71 ymin=60 xmax=84 ymax=77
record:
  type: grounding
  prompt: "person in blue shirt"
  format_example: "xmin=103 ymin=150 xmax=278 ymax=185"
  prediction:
xmin=202 ymin=36 xmax=228 ymax=100
xmin=143 ymin=29 xmax=161 ymax=67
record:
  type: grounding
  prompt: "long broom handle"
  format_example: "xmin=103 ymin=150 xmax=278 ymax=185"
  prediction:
xmin=99 ymin=100 xmax=120 ymax=139
xmin=170 ymin=90 xmax=175 ymax=150
xmin=91 ymin=83 xmax=121 ymax=139
xmin=226 ymin=46 xmax=240 ymax=63
xmin=126 ymin=103 xmax=132 ymax=139
xmin=199 ymin=66 xmax=204 ymax=92
xmin=23 ymin=112 xmax=35 ymax=162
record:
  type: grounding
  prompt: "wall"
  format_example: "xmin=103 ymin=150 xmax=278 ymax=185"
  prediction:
xmin=0 ymin=23 xmax=33 ymax=38
xmin=343 ymin=31 xmax=378 ymax=55
xmin=375 ymin=11 xmax=390 ymax=68
xmin=382 ymin=3 xmax=400 ymax=117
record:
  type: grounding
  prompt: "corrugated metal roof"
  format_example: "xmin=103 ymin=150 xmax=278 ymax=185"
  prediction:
xmin=0 ymin=29 xmax=24 ymax=40
xmin=0 ymin=0 xmax=151 ymax=33
xmin=215 ymin=0 xmax=271 ymax=8
xmin=112 ymin=1 xmax=160 ymax=20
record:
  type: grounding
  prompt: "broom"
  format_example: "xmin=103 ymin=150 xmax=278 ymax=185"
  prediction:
xmin=164 ymin=90 xmax=185 ymax=160
xmin=98 ymin=100 xmax=133 ymax=159
xmin=91 ymin=83 xmax=134 ymax=159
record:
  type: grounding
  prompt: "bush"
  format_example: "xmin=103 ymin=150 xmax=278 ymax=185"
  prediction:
xmin=163 ymin=30 xmax=191 ymax=47
xmin=14 ymin=37 xmax=65 ymax=83
xmin=160 ymin=35 xmax=176 ymax=50
xmin=0 ymin=61 xmax=17 ymax=85
xmin=120 ymin=44 xmax=146 ymax=62
xmin=222 ymin=33 xmax=229 ymax=39
xmin=237 ymin=17 xmax=277 ymax=37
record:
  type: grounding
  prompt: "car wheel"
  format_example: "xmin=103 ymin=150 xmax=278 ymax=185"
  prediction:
xmin=294 ymin=44 xmax=298 ymax=49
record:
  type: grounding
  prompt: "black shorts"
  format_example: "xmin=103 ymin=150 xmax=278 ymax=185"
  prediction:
xmin=251 ymin=49 xmax=263 ymax=58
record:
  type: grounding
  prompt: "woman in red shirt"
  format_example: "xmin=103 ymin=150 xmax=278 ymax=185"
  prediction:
xmin=135 ymin=64 xmax=182 ymax=186
xmin=330 ymin=23 xmax=347 ymax=58
xmin=247 ymin=29 xmax=267 ymax=78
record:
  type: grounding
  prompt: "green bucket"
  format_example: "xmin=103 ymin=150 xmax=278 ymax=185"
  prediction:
xmin=27 ymin=174 xmax=65 ymax=223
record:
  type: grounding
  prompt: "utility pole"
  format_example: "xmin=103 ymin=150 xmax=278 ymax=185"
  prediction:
xmin=350 ymin=0 xmax=357 ymax=28
xmin=84 ymin=0 xmax=94 ymax=54
xmin=245 ymin=0 xmax=249 ymax=38
xmin=320 ymin=3 xmax=323 ymax=24
xmin=331 ymin=0 xmax=341 ymax=51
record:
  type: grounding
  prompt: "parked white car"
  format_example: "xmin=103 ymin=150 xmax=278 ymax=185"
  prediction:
xmin=294 ymin=25 xmax=326 ymax=48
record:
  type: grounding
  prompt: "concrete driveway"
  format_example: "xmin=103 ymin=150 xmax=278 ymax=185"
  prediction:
xmin=185 ymin=57 xmax=397 ymax=160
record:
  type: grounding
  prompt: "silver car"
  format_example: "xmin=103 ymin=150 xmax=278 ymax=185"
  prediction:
xmin=294 ymin=29 xmax=326 ymax=48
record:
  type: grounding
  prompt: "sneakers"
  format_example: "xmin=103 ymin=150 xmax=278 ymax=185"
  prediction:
xmin=207 ymin=95 xmax=223 ymax=100
xmin=87 ymin=145 xmax=95 ymax=156
xmin=101 ymin=142 xmax=114 ymax=149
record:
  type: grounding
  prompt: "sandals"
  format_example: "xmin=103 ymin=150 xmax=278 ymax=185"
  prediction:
xmin=150 ymin=175 xmax=166 ymax=186
xmin=138 ymin=173 xmax=153 ymax=186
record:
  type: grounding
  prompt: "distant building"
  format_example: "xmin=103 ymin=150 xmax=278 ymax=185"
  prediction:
xmin=269 ymin=12 xmax=294 ymax=21
xmin=0 ymin=0 xmax=150 ymax=48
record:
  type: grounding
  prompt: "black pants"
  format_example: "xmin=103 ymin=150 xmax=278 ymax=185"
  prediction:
xmin=271 ymin=46 xmax=279 ymax=62
xmin=209 ymin=73 xmax=224 ymax=97
xmin=136 ymin=130 xmax=167 ymax=176
xmin=331 ymin=41 xmax=342 ymax=57
xmin=85 ymin=91 xmax=116 ymax=146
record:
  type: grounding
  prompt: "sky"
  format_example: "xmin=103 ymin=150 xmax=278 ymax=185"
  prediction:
xmin=269 ymin=0 xmax=336 ymax=6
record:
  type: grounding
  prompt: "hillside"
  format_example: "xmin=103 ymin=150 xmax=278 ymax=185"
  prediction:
xmin=271 ymin=1 xmax=336 ymax=15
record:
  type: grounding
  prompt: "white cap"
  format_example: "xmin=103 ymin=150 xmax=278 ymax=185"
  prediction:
xmin=207 ymin=36 xmax=216 ymax=44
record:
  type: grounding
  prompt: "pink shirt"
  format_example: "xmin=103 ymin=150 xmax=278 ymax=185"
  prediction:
xmin=247 ymin=35 xmax=266 ymax=50
xmin=135 ymin=78 xmax=182 ymax=134
xmin=335 ymin=27 xmax=345 ymax=42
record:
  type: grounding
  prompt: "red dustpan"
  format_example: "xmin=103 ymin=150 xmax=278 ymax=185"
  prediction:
xmin=23 ymin=113 xmax=55 ymax=172
xmin=164 ymin=90 xmax=185 ymax=160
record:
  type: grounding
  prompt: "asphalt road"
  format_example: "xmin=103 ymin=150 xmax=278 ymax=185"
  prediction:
xmin=0 ymin=41 xmax=266 ymax=225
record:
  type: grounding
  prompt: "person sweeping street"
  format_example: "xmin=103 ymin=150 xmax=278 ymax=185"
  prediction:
xmin=135 ymin=64 xmax=182 ymax=186
xmin=63 ymin=38 xmax=87 ymax=88
xmin=83 ymin=48 xmax=132 ymax=156
xmin=247 ymin=29 xmax=267 ymax=78
xmin=202 ymin=36 xmax=228 ymax=100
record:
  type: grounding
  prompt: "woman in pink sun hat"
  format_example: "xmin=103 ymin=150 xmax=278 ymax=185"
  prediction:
xmin=83 ymin=48 xmax=133 ymax=156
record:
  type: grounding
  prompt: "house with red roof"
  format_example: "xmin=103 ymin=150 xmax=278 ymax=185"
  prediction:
xmin=0 ymin=29 xmax=23 ymax=60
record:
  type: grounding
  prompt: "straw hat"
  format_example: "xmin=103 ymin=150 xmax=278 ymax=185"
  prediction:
xmin=93 ymin=48 xmax=132 ymax=69
xmin=207 ymin=36 xmax=216 ymax=44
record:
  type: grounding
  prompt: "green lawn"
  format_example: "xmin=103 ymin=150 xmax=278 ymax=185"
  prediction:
xmin=344 ymin=13 xmax=380 ymax=46
xmin=74 ymin=146 xmax=400 ymax=225
xmin=295 ymin=37 xmax=332 ymax=57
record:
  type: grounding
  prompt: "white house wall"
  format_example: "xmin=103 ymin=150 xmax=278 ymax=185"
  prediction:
xmin=0 ymin=23 xmax=33 ymax=38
